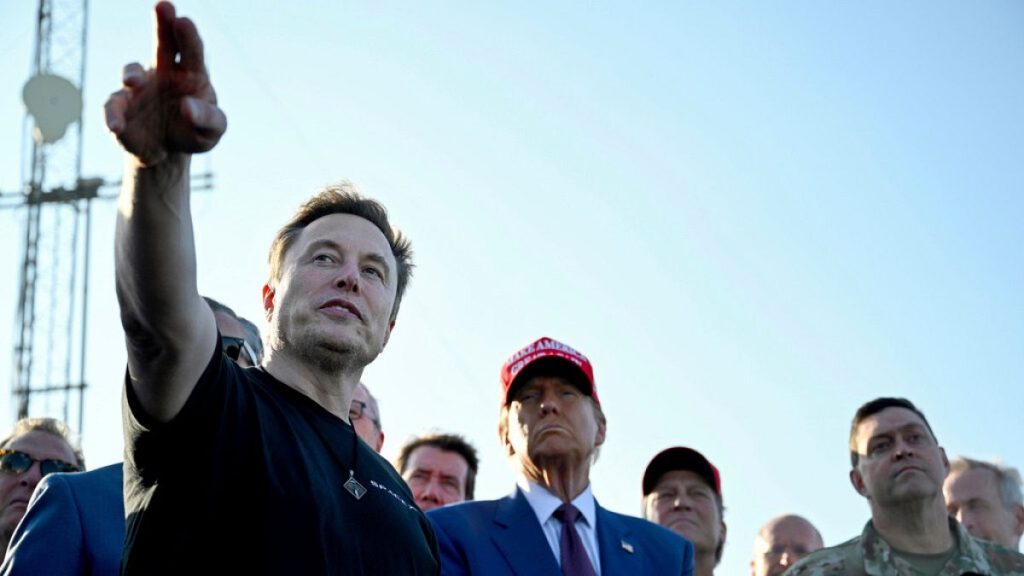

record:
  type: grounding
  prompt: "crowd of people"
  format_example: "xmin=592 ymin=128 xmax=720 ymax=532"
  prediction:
xmin=0 ymin=2 xmax=1022 ymax=575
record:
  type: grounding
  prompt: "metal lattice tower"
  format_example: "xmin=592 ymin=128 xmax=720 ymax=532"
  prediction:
xmin=9 ymin=0 xmax=94 ymax=434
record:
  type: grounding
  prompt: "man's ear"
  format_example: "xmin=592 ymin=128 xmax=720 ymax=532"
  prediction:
xmin=261 ymin=284 xmax=275 ymax=321
xmin=850 ymin=467 xmax=868 ymax=498
xmin=1012 ymin=504 xmax=1024 ymax=539
xmin=594 ymin=415 xmax=607 ymax=448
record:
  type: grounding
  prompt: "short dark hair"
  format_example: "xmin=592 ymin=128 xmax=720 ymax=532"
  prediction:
xmin=267 ymin=183 xmax=414 ymax=322
xmin=849 ymin=397 xmax=937 ymax=467
xmin=395 ymin=433 xmax=479 ymax=499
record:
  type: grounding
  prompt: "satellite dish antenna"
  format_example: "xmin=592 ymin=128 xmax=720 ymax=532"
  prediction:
xmin=23 ymin=73 xmax=83 ymax=144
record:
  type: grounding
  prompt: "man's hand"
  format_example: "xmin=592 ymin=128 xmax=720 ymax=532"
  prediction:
xmin=104 ymin=1 xmax=226 ymax=167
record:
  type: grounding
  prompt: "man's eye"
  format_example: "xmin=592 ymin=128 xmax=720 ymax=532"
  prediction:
xmin=362 ymin=266 xmax=383 ymax=279
xmin=869 ymin=440 xmax=891 ymax=454
xmin=313 ymin=253 xmax=334 ymax=263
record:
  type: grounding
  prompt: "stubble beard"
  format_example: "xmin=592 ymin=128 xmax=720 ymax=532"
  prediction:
xmin=272 ymin=315 xmax=380 ymax=376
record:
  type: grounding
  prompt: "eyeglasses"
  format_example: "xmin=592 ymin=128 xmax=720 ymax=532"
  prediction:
xmin=0 ymin=449 xmax=80 ymax=476
xmin=349 ymin=400 xmax=380 ymax=428
xmin=222 ymin=336 xmax=257 ymax=366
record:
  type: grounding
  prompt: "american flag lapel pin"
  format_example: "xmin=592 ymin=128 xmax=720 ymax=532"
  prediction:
xmin=621 ymin=540 xmax=634 ymax=554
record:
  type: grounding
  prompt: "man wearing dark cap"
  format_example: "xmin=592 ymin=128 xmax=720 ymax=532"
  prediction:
xmin=642 ymin=447 xmax=726 ymax=576
xmin=428 ymin=336 xmax=694 ymax=575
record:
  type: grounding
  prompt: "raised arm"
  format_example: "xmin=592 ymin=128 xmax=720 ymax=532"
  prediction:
xmin=106 ymin=1 xmax=227 ymax=423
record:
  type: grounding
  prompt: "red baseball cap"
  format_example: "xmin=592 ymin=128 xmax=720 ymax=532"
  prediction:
xmin=499 ymin=337 xmax=599 ymax=407
xmin=642 ymin=447 xmax=722 ymax=497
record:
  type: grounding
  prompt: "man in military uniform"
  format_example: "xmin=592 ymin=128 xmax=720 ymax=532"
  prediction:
xmin=787 ymin=397 xmax=1024 ymax=576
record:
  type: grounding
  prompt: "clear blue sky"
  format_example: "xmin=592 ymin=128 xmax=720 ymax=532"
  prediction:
xmin=1 ymin=1 xmax=1022 ymax=572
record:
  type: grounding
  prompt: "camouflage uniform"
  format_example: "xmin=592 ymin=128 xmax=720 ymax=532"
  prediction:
xmin=785 ymin=517 xmax=1024 ymax=576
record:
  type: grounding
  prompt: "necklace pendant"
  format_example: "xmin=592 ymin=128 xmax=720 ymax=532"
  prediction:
xmin=344 ymin=473 xmax=367 ymax=500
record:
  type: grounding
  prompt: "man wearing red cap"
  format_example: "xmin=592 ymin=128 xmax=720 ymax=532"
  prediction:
xmin=428 ymin=337 xmax=694 ymax=575
xmin=642 ymin=447 xmax=727 ymax=576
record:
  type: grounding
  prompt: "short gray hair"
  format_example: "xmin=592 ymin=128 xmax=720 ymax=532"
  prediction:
xmin=1 ymin=417 xmax=85 ymax=470
xmin=950 ymin=456 xmax=1023 ymax=509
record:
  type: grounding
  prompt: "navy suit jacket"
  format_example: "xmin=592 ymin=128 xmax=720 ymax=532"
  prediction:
xmin=0 ymin=463 xmax=124 ymax=576
xmin=428 ymin=488 xmax=694 ymax=576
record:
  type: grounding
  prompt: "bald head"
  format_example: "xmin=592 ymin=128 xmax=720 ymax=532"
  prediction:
xmin=750 ymin=514 xmax=823 ymax=576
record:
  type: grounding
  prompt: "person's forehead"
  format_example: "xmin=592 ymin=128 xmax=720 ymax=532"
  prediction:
xmin=946 ymin=467 xmax=1000 ymax=498
xmin=858 ymin=407 xmax=929 ymax=439
xmin=767 ymin=518 xmax=819 ymax=544
xmin=5 ymin=430 xmax=76 ymax=462
xmin=295 ymin=213 xmax=394 ymax=263
xmin=408 ymin=446 xmax=468 ymax=476
xmin=653 ymin=469 xmax=711 ymax=491
xmin=352 ymin=384 xmax=370 ymax=404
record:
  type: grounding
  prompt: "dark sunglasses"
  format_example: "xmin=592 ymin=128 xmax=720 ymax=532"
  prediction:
xmin=0 ymin=449 xmax=80 ymax=476
xmin=222 ymin=336 xmax=257 ymax=365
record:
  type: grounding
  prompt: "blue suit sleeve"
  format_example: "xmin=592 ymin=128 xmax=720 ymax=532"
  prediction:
xmin=1 ymin=473 xmax=84 ymax=575
xmin=680 ymin=537 xmax=694 ymax=576
xmin=428 ymin=514 xmax=470 ymax=576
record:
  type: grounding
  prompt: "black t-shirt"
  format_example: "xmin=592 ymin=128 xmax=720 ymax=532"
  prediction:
xmin=122 ymin=341 xmax=440 ymax=575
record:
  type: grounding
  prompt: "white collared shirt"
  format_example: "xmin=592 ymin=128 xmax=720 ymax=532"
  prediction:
xmin=517 ymin=477 xmax=602 ymax=575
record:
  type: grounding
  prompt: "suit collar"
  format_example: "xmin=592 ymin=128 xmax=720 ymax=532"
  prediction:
xmin=516 ymin=478 xmax=597 ymax=528
xmin=491 ymin=489 xmax=562 ymax=576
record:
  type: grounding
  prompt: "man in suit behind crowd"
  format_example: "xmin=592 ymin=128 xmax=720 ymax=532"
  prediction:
xmin=0 ymin=418 xmax=83 ymax=565
xmin=428 ymin=336 xmax=693 ymax=575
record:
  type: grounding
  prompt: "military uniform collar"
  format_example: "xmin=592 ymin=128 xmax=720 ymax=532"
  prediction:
xmin=860 ymin=517 xmax=991 ymax=576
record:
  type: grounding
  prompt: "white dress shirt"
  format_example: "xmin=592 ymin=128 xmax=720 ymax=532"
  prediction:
xmin=517 ymin=477 xmax=602 ymax=575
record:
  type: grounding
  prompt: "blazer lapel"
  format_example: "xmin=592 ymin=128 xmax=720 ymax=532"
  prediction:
xmin=595 ymin=502 xmax=642 ymax=574
xmin=491 ymin=489 xmax=562 ymax=576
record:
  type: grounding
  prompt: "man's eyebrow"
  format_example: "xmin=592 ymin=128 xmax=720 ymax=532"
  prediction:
xmin=362 ymin=252 xmax=393 ymax=276
xmin=304 ymin=238 xmax=342 ymax=254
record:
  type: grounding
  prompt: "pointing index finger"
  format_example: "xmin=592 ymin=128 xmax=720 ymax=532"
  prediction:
xmin=153 ymin=1 xmax=179 ymax=71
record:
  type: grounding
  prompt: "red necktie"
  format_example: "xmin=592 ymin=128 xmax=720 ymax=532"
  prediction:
xmin=553 ymin=503 xmax=597 ymax=576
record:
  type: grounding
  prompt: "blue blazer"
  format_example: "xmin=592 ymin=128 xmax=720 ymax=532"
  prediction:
xmin=0 ymin=463 xmax=124 ymax=576
xmin=427 ymin=488 xmax=694 ymax=576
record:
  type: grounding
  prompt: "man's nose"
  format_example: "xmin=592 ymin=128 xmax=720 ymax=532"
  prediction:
xmin=671 ymin=493 xmax=692 ymax=510
xmin=892 ymin=438 xmax=915 ymax=459
xmin=19 ymin=461 xmax=43 ymax=486
xmin=335 ymin=262 xmax=361 ymax=292
xmin=421 ymin=477 xmax=442 ymax=500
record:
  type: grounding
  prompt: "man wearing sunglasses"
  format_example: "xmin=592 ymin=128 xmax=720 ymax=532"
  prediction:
xmin=1 ymin=298 xmax=261 ymax=576
xmin=103 ymin=3 xmax=437 ymax=574
xmin=0 ymin=418 xmax=83 ymax=565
